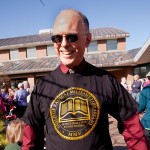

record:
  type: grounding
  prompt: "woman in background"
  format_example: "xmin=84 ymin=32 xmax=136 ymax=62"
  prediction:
xmin=4 ymin=118 xmax=24 ymax=150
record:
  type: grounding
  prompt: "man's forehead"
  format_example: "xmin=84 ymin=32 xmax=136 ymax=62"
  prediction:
xmin=54 ymin=11 xmax=81 ymax=25
xmin=53 ymin=12 xmax=82 ymax=33
xmin=56 ymin=10 xmax=79 ymax=19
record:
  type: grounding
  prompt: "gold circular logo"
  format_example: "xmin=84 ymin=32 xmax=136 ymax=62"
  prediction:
xmin=50 ymin=87 xmax=100 ymax=140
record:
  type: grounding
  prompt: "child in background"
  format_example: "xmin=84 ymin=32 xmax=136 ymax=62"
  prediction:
xmin=4 ymin=119 xmax=24 ymax=150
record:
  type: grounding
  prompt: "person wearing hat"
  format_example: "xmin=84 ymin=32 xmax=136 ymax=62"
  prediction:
xmin=138 ymin=71 xmax=150 ymax=149
xmin=142 ymin=72 xmax=150 ymax=87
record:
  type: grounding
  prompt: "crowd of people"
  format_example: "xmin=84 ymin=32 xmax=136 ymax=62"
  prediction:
xmin=0 ymin=81 xmax=31 ymax=120
xmin=121 ymin=72 xmax=150 ymax=103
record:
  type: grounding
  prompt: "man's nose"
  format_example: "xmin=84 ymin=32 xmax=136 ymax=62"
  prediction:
xmin=61 ymin=37 xmax=68 ymax=47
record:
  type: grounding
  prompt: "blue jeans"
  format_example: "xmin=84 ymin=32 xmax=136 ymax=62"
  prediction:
xmin=132 ymin=92 xmax=140 ymax=103
xmin=144 ymin=129 xmax=150 ymax=149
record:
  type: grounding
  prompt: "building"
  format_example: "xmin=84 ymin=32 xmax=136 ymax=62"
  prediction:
xmin=0 ymin=27 xmax=149 ymax=89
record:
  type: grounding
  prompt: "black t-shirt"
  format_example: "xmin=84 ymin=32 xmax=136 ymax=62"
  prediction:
xmin=23 ymin=62 xmax=138 ymax=150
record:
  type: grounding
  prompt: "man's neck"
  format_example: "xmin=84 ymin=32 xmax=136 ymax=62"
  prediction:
xmin=60 ymin=58 xmax=86 ymax=74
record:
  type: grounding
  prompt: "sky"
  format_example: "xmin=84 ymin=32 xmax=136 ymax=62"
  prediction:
xmin=0 ymin=0 xmax=150 ymax=50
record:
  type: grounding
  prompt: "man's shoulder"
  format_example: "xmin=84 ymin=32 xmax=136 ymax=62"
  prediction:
xmin=39 ymin=67 xmax=59 ymax=81
xmin=34 ymin=67 xmax=60 ymax=88
xmin=87 ymin=62 xmax=115 ymax=78
xmin=143 ymin=84 xmax=150 ymax=90
xmin=18 ymin=89 xmax=27 ymax=94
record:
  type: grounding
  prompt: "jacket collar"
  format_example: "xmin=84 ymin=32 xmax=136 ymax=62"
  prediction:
xmin=60 ymin=58 xmax=87 ymax=74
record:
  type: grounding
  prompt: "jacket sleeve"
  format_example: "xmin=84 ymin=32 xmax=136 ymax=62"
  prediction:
xmin=22 ymin=124 xmax=35 ymax=150
xmin=122 ymin=112 xmax=148 ymax=150
xmin=107 ymin=77 xmax=148 ymax=150
xmin=22 ymin=80 xmax=45 ymax=150
xmin=22 ymin=123 xmax=45 ymax=150
xmin=138 ymin=90 xmax=146 ymax=113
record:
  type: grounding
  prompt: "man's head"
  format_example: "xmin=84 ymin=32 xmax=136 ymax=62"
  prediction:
xmin=22 ymin=81 xmax=30 ymax=89
xmin=134 ymin=74 xmax=140 ymax=81
xmin=121 ymin=77 xmax=127 ymax=83
xmin=52 ymin=9 xmax=91 ymax=68
xmin=18 ymin=83 xmax=23 ymax=89
xmin=146 ymin=72 xmax=150 ymax=80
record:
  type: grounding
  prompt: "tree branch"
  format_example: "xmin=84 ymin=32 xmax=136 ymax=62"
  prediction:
xmin=40 ymin=0 xmax=45 ymax=6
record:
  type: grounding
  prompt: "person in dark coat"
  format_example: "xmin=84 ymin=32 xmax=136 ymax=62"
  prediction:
xmin=22 ymin=9 xmax=148 ymax=150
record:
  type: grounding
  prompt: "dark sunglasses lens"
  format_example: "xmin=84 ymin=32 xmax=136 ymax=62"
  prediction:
xmin=51 ymin=35 xmax=62 ymax=43
xmin=66 ymin=34 xmax=78 ymax=43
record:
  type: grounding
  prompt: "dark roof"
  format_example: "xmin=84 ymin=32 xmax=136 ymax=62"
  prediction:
xmin=0 ymin=27 xmax=129 ymax=50
xmin=90 ymin=27 xmax=129 ymax=40
xmin=0 ymin=34 xmax=51 ymax=50
xmin=120 ymin=48 xmax=141 ymax=61
xmin=0 ymin=34 xmax=51 ymax=47
xmin=0 ymin=48 xmax=139 ymax=75
xmin=0 ymin=57 xmax=60 ymax=75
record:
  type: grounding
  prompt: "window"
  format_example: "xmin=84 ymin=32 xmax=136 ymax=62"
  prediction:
xmin=107 ymin=39 xmax=117 ymax=51
xmin=10 ymin=49 xmax=19 ymax=60
xmin=87 ymin=41 xmax=98 ymax=52
xmin=47 ymin=45 xmax=56 ymax=56
xmin=134 ymin=66 xmax=147 ymax=78
xmin=27 ymin=47 xmax=36 ymax=58
xmin=134 ymin=67 xmax=140 ymax=75
xmin=140 ymin=66 xmax=147 ymax=78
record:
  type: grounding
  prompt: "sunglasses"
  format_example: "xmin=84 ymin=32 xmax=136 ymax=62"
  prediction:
xmin=51 ymin=33 xmax=88 ymax=44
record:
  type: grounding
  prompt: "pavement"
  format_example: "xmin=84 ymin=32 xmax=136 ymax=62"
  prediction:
xmin=109 ymin=116 xmax=128 ymax=150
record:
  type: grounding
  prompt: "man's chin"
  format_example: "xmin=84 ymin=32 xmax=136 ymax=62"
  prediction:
xmin=62 ymin=61 xmax=74 ymax=68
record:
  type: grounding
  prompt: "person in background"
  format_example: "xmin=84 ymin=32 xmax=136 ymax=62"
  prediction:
xmin=4 ymin=118 xmax=24 ymax=150
xmin=0 ymin=86 xmax=9 ymax=101
xmin=128 ymin=80 xmax=133 ymax=94
xmin=22 ymin=9 xmax=148 ymax=150
xmin=0 ymin=95 xmax=6 ymax=116
xmin=8 ymin=87 xmax=15 ymax=100
xmin=120 ymin=77 xmax=128 ymax=91
xmin=22 ymin=81 xmax=30 ymax=93
xmin=0 ymin=86 xmax=12 ymax=115
xmin=142 ymin=72 xmax=150 ymax=87
xmin=13 ymin=83 xmax=29 ymax=118
xmin=138 ymin=80 xmax=150 ymax=149
xmin=131 ymin=74 xmax=142 ymax=103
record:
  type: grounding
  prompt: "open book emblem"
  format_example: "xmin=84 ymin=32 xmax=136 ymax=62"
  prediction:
xmin=59 ymin=97 xmax=90 ymax=122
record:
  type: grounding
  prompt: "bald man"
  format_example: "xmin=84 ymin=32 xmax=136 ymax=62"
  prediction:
xmin=22 ymin=9 xmax=148 ymax=150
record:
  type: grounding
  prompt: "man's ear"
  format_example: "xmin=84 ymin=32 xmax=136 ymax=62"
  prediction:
xmin=85 ymin=33 xmax=92 ymax=47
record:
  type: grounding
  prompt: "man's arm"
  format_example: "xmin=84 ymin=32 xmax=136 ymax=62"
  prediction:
xmin=138 ymin=90 xmax=146 ymax=113
xmin=22 ymin=124 xmax=35 ymax=150
xmin=122 ymin=112 xmax=148 ymax=150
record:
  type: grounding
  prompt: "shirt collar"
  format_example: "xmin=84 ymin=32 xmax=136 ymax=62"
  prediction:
xmin=60 ymin=58 xmax=87 ymax=74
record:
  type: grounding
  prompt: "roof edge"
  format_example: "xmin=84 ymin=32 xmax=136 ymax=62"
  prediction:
xmin=133 ymin=36 xmax=150 ymax=62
